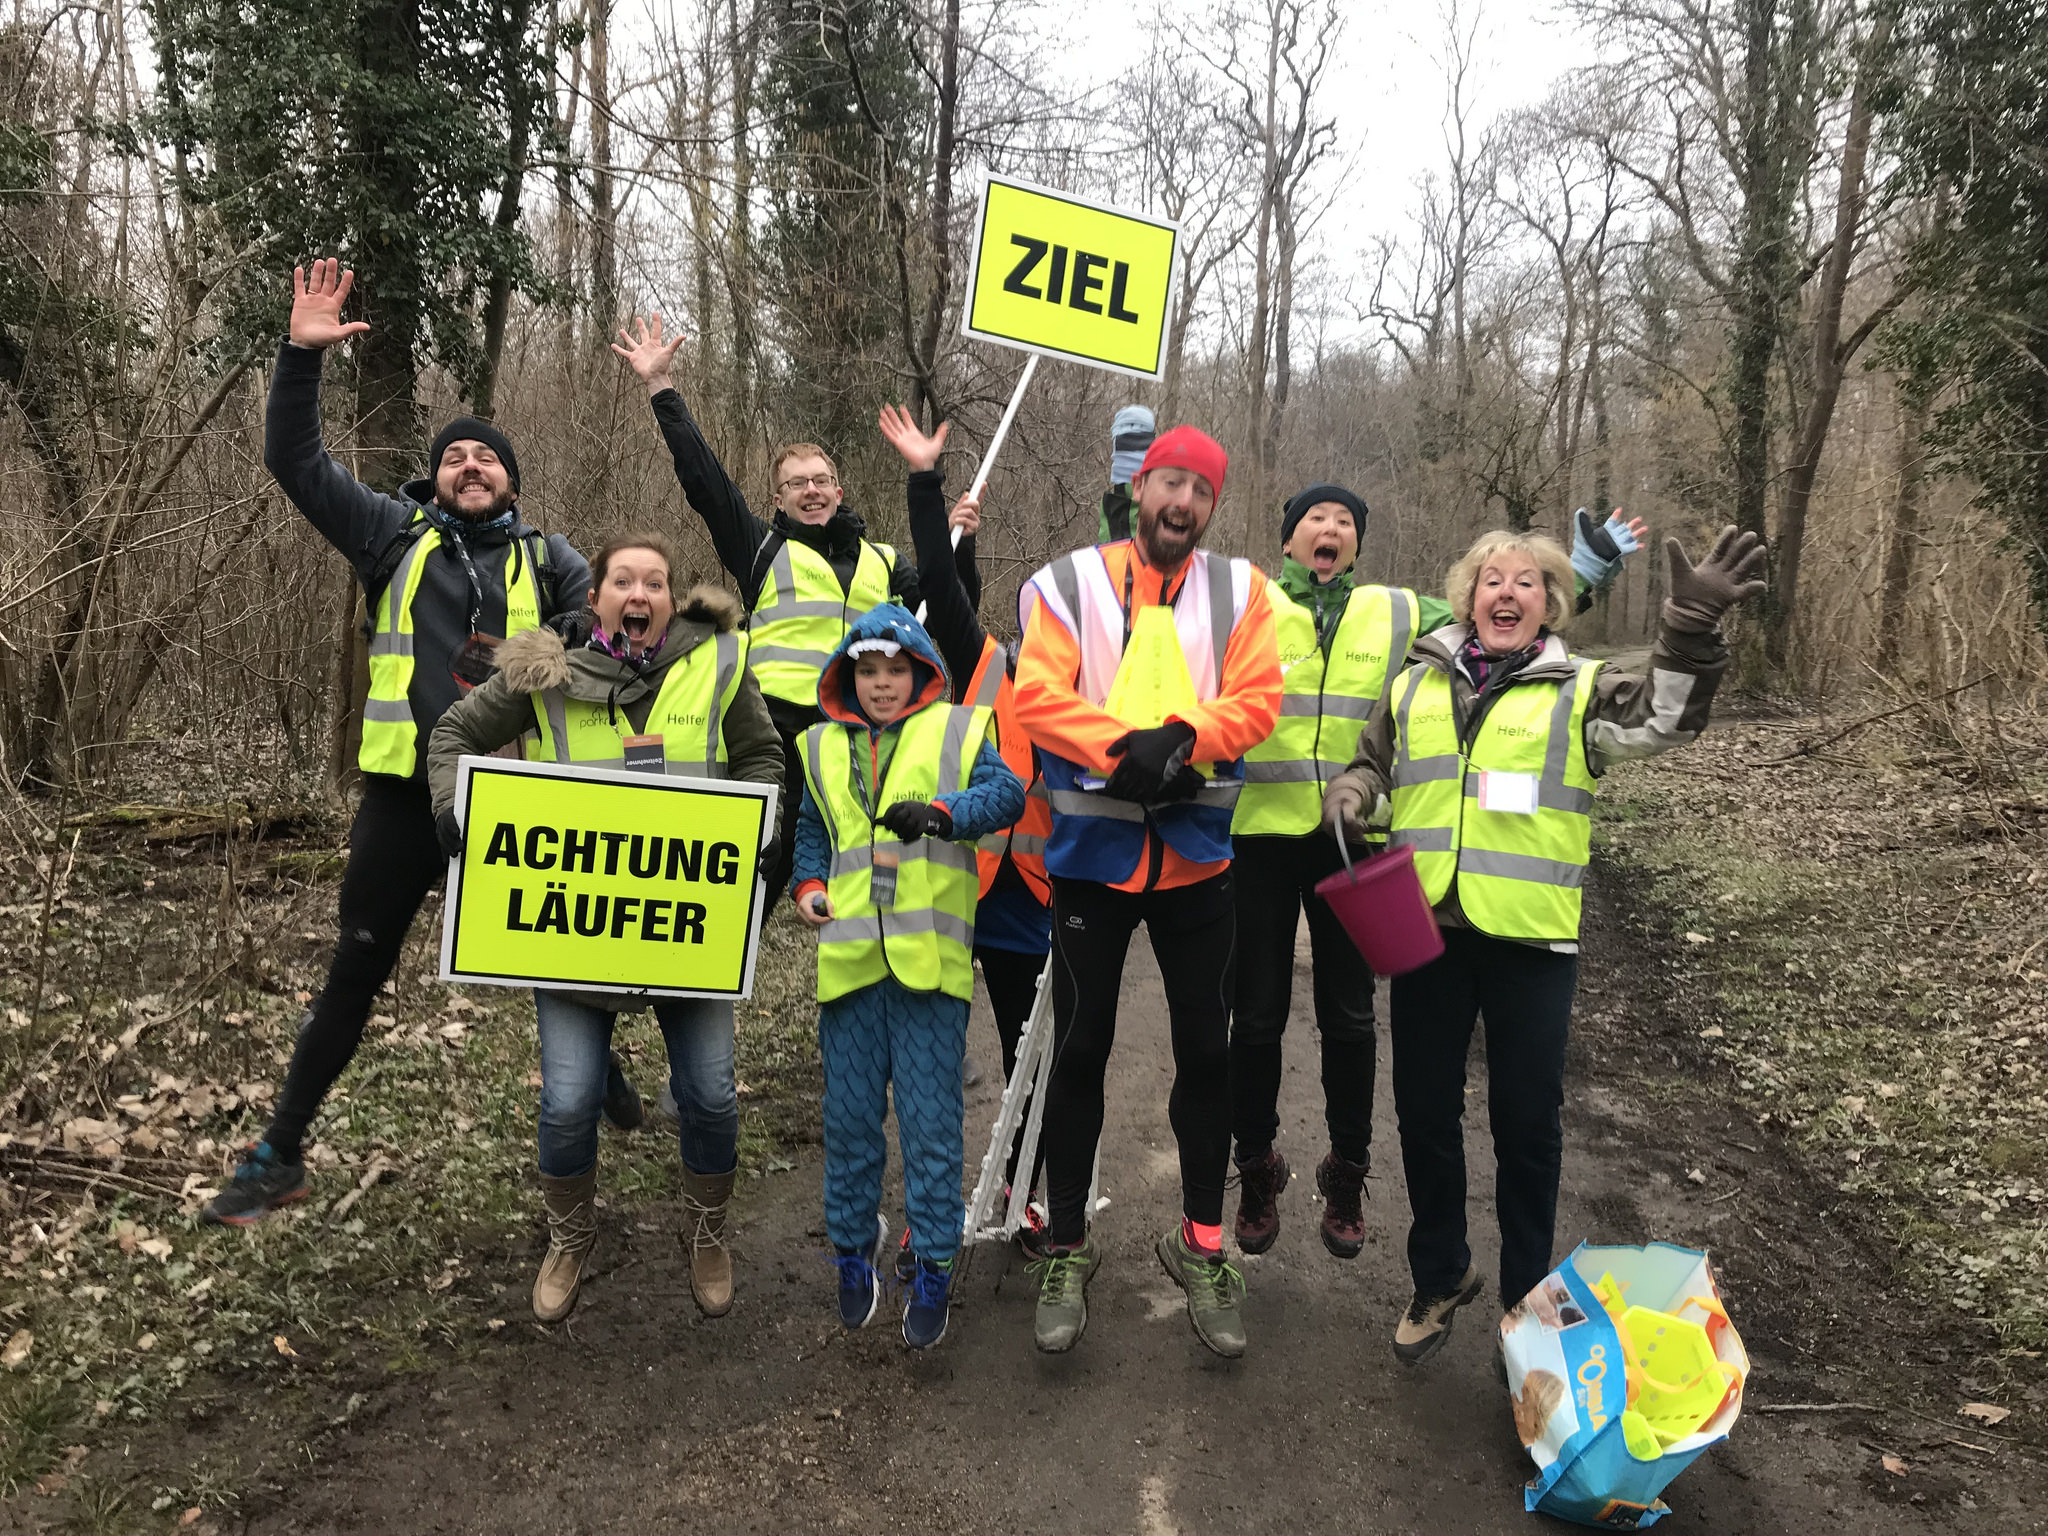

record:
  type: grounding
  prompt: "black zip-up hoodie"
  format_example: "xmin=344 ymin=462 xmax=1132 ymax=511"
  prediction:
xmin=264 ymin=343 xmax=590 ymax=775
xmin=648 ymin=386 xmax=921 ymax=733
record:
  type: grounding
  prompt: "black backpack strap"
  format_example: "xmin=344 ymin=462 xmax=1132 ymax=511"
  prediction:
xmin=358 ymin=511 xmax=430 ymax=639
xmin=522 ymin=532 xmax=562 ymax=619
xmin=743 ymin=529 xmax=785 ymax=616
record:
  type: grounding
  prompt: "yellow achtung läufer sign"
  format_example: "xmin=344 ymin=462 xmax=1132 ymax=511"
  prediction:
xmin=961 ymin=176 xmax=1180 ymax=379
xmin=439 ymin=758 xmax=775 ymax=999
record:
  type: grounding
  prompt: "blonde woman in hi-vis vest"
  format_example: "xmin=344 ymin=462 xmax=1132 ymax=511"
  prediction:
xmin=1322 ymin=524 xmax=1765 ymax=1365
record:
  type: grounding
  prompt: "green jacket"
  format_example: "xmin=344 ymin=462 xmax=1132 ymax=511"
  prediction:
xmin=426 ymin=584 xmax=784 ymax=814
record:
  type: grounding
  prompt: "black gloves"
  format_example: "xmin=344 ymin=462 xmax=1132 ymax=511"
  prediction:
xmin=1103 ymin=720 xmax=1200 ymax=804
xmin=878 ymin=800 xmax=955 ymax=842
xmin=756 ymin=831 xmax=781 ymax=878
xmin=435 ymin=809 xmax=466 ymax=860
xmin=543 ymin=608 xmax=593 ymax=648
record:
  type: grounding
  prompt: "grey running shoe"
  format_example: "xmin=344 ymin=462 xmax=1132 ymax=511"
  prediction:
xmin=202 ymin=1141 xmax=309 ymax=1227
xmin=1030 ymin=1239 xmax=1101 ymax=1353
xmin=1156 ymin=1226 xmax=1247 ymax=1358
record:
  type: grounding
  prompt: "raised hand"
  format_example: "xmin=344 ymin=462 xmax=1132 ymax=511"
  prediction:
xmin=948 ymin=492 xmax=982 ymax=538
xmin=290 ymin=259 xmax=371 ymax=350
xmin=878 ymin=403 xmax=950 ymax=471
xmin=611 ymin=314 xmax=686 ymax=393
xmin=1605 ymin=510 xmax=1648 ymax=553
xmin=1664 ymin=526 xmax=1769 ymax=634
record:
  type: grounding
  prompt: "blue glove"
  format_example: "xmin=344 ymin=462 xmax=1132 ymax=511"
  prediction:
xmin=1571 ymin=509 xmax=1642 ymax=587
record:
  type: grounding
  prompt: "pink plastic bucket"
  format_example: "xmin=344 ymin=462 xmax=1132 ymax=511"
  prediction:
xmin=1313 ymin=835 xmax=1445 ymax=977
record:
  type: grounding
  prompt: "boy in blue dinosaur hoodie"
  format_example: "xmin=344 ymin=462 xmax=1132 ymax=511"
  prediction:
xmin=790 ymin=603 xmax=1025 ymax=1349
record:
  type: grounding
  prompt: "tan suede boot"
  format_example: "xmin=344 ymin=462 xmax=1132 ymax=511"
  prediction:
xmin=533 ymin=1169 xmax=599 ymax=1323
xmin=679 ymin=1165 xmax=735 ymax=1317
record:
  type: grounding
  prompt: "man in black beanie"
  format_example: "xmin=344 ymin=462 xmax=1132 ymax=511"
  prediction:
xmin=206 ymin=259 xmax=602 ymax=1227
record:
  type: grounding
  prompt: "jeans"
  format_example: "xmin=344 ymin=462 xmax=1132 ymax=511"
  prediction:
xmin=1388 ymin=925 xmax=1577 ymax=1307
xmin=1229 ymin=832 xmax=1378 ymax=1165
xmin=1043 ymin=872 xmax=1236 ymax=1246
xmin=266 ymin=774 xmax=445 ymax=1160
xmin=533 ymin=990 xmax=738 ymax=1178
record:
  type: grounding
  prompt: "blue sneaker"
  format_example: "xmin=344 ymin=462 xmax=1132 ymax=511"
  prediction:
xmin=833 ymin=1213 xmax=889 ymax=1329
xmin=893 ymin=1225 xmax=918 ymax=1287
xmin=902 ymin=1255 xmax=954 ymax=1349
xmin=202 ymin=1140 xmax=309 ymax=1227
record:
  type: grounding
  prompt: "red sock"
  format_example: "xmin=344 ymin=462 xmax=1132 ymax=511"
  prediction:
xmin=1182 ymin=1217 xmax=1223 ymax=1257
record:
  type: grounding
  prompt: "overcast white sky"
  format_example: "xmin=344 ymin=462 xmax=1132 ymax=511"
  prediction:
xmin=1054 ymin=0 xmax=1592 ymax=273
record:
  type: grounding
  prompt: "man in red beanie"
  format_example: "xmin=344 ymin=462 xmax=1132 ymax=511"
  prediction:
xmin=1010 ymin=425 xmax=1281 ymax=1358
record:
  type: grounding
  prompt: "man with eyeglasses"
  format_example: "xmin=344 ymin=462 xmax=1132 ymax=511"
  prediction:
xmin=613 ymin=315 xmax=921 ymax=904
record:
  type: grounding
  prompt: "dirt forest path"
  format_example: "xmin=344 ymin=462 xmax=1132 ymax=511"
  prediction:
xmin=228 ymin=886 xmax=2048 ymax=1536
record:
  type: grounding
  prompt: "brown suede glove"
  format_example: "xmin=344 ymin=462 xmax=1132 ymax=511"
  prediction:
xmin=1663 ymin=526 xmax=1769 ymax=634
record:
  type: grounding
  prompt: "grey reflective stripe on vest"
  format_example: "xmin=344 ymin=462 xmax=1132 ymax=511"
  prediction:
xmin=362 ymin=698 xmax=414 ymax=723
xmin=1393 ymin=753 xmax=1460 ymax=786
xmin=980 ymin=829 xmax=1047 ymax=856
xmin=966 ymin=653 xmax=1003 ymax=707
xmin=1280 ymin=693 xmax=1373 ymax=720
xmin=368 ymin=533 xmax=433 ymax=656
xmin=818 ymin=908 xmax=976 ymax=947
xmin=1459 ymin=847 xmax=1586 ymax=888
xmin=1243 ymin=758 xmax=1350 ymax=784
xmin=1388 ymin=826 xmax=1455 ymax=852
xmin=706 ymin=631 xmax=740 ymax=769
xmin=1383 ymin=591 xmax=1416 ymax=702
xmin=936 ymin=705 xmax=978 ymax=791
xmin=1052 ymin=554 xmax=1083 ymax=623
xmin=1545 ymin=663 xmax=1584 ymax=790
xmin=830 ymin=839 xmax=978 ymax=877
xmin=802 ymin=723 xmax=839 ymax=847
xmin=1201 ymin=551 xmax=1231 ymax=684
xmin=1049 ymin=789 xmax=1145 ymax=821
xmin=542 ymin=690 xmax=573 ymax=761
xmin=1461 ymin=777 xmax=1594 ymax=812
xmin=750 ymin=644 xmax=837 ymax=672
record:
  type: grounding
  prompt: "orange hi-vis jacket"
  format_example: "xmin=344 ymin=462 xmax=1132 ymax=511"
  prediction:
xmin=1012 ymin=539 xmax=1281 ymax=892
xmin=964 ymin=636 xmax=1053 ymax=904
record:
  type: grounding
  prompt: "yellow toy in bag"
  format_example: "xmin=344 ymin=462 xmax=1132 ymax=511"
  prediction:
xmin=1103 ymin=605 xmax=1198 ymax=727
xmin=1591 ymin=1273 xmax=1743 ymax=1455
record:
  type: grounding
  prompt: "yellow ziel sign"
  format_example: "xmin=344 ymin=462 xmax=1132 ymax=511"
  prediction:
xmin=961 ymin=177 xmax=1180 ymax=379
xmin=439 ymin=758 xmax=774 ymax=999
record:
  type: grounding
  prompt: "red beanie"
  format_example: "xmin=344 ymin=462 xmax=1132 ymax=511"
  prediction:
xmin=1137 ymin=425 xmax=1227 ymax=499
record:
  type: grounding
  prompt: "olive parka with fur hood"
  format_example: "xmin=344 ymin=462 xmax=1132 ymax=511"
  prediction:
xmin=426 ymin=583 xmax=785 ymax=812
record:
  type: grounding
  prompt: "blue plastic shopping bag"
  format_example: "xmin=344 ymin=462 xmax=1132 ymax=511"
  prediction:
xmin=1499 ymin=1242 xmax=1748 ymax=1529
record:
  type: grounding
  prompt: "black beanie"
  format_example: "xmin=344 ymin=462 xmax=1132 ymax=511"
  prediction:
xmin=1281 ymin=482 xmax=1367 ymax=546
xmin=429 ymin=416 xmax=521 ymax=493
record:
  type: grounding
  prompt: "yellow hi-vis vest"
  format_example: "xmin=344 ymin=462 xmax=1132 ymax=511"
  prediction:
xmin=799 ymin=702 xmax=994 ymax=1003
xmin=361 ymin=516 xmax=541 ymax=777
xmin=1386 ymin=655 xmax=1602 ymax=942
xmin=524 ymin=631 xmax=749 ymax=777
xmin=748 ymin=536 xmax=897 ymax=708
xmin=1233 ymin=579 xmax=1419 ymax=837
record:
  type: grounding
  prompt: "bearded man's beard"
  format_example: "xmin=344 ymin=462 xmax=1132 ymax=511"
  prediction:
xmin=1135 ymin=503 xmax=1205 ymax=568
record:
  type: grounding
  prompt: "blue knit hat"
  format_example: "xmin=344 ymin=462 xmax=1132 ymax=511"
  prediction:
xmin=1111 ymin=405 xmax=1155 ymax=486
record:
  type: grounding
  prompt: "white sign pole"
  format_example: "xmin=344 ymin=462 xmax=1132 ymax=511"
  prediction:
xmin=950 ymin=352 xmax=1039 ymax=551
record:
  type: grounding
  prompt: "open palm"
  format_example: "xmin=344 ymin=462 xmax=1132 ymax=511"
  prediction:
xmin=290 ymin=260 xmax=371 ymax=350
xmin=878 ymin=403 xmax=949 ymax=471
xmin=611 ymin=314 xmax=685 ymax=385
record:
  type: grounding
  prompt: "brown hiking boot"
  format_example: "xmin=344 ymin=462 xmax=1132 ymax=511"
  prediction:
xmin=1315 ymin=1149 xmax=1370 ymax=1259
xmin=679 ymin=1164 xmax=735 ymax=1317
xmin=1393 ymin=1264 xmax=1484 ymax=1364
xmin=533 ymin=1169 xmax=599 ymax=1323
xmin=1233 ymin=1147 xmax=1290 ymax=1255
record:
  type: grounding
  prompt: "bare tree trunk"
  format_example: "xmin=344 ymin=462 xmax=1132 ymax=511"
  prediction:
xmin=1875 ymin=378 xmax=1930 ymax=675
xmin=726 ymin=0 xmax=759 ymax=466
xmin=475 ymin=0 xmax=538 ymax=418
xmin=913 ymin=0 xmax=960 ymax=429
xmin=1767 ymin=12 xmax=1889 ymax=667
xmin=587 ymin=0 xmax=617 ymax=323
xmin=351 ymin=0 xmax=426 ymax=491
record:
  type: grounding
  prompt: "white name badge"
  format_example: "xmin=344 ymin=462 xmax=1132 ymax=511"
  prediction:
xmin=1477 ymin=770 xmax=1540 ymax=816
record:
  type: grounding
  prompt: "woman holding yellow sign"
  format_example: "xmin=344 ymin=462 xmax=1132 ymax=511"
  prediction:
xmin=428 ymin=533 xmax=783 ymax=1324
